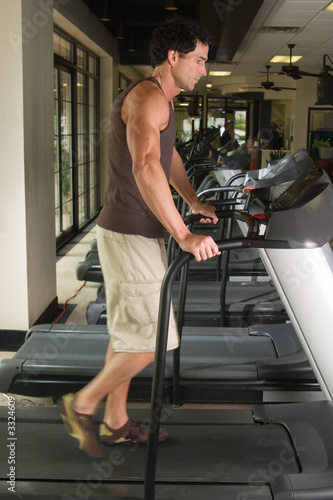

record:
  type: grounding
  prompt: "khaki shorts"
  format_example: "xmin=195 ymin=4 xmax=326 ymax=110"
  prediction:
xmin=96 ymin=225 xmax=179 ymax=353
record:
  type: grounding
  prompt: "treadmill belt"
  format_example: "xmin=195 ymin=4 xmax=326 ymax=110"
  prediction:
xmin=6 ymin=422 xmax=299 ymax=481
xmin=0 ymin=482 xmax=272 ymax=499
xmin=0 ymin=408 xmax=299 ymax=492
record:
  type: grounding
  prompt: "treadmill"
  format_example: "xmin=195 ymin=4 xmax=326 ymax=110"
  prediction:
xmin=85 ymin=198 xmax=283 ymax=328
xmin=76 ymin=243 xmax=266 ymax=283
xmin=145 ymin=162 xmax=333 ymax=499
xmin=0 ymin=166 xmax=332 ymax=499
xmin=0 ymin=153 xmax=320 ymax=404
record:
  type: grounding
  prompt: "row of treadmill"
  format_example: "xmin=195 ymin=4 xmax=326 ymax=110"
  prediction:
xmin=1 ymin=144 xmax=333 ymax=499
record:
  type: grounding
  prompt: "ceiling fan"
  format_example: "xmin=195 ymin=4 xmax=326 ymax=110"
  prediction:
xmin=241 ymin=65 xmax=296 ymax=92
xmin=282 ymin=44 xmax=324 ymax=79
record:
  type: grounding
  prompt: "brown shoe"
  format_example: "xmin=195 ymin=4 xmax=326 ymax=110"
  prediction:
xmin=99 ymin=418 xmax=168 ymax=445
xmin=59 ymin=393 xmax=104 ymax=457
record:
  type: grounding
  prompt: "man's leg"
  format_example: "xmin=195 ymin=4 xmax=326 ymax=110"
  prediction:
xmin=73 ymin=349 xmax=155 ymax=416
xmin=60 ymin=347 xmax=155 ymax=456
xmin=102 ymin=340 xmax=132 ymax=429
xmin=103 ymin=379 xmax=131 ymax=429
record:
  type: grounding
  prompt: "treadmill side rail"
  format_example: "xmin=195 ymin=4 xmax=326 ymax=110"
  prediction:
xmin=254 ymin=401 xmax=333 ymax=499
xmin=0 ymin=358 xmax=22 ymax=393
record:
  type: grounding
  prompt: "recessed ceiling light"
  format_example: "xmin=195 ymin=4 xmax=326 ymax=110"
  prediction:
xmin=270 ymin=55 xmax=302 ymax=63
xmin=325 ymin=2 xmax=333 ymax=10
xmin=209 ymin=71 xmax=231 ymax=76
xmin=259 ymin=26 xmax=299 ymax=34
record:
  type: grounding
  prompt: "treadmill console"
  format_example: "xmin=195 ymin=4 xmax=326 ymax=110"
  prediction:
xmin=248 ymin=165 xmax=330 ymax=214
xmin=262 ymin=165 xmax=333 ymax=248
xmin=269 ymin=165 xmax=327 ymax=211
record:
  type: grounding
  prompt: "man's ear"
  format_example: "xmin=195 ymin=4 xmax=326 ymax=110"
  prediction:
xmin=167 ymin=50 xmax=178 ymax=67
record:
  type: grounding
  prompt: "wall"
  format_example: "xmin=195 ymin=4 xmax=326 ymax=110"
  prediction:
xmin=291 ymin=79 xmax=318 ymax=154
xmin=22 ymin=0 xmax=56 ymax=326
xmin=0 ymin=0 xmax=56 ymax=330
xmin=0 ymin=0 xmax=29 ymax=329
xmin=0 ymin=0 xmax=120 ymax=333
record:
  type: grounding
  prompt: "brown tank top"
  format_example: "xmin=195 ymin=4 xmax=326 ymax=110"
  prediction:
xmin=97 ymin=76 xmax=176 ymax=238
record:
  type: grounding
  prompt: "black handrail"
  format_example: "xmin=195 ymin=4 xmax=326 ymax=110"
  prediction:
xmin=168 ymin=194 xmax=244 ymax=265
xmin=171 ymin=208 xmax=249 ymax=406
xmin=144 ymin=236 xmax=290 ymax=500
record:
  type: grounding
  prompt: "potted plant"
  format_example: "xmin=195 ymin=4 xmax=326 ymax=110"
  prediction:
xmin=313 ymin=139 xmax=333 ymax=160
xmin=266 ymin=149 xmax=286 ymax=164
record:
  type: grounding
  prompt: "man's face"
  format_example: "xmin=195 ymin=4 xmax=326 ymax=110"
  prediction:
xmin=172 ymin=40 xmax=208 ymax=91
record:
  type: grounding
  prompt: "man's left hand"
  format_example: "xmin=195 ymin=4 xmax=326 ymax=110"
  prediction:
xmin=192 ymin=202 xmax=218 ymax=224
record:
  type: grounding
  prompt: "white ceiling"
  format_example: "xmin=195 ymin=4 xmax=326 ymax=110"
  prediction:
xmin=204 ymin=0 xmax=333 ymax=93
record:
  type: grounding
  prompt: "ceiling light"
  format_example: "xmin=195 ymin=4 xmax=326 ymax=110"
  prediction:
xmin=270 ymin=55 xmax=302 ymax=63
xmin=259 ymin=26 xmax=299 ymax=34
xmin=325 ymin=2 xmax=333 ymax=10
xmin=209 ymin=71 xmax=231 ymax=76
xmin=128 ymin=35 xmax=136 ymax=52
xmin=165 ymin=0 xmax=178 ymax=10
xmin=115 ymin=21 xmax=125 ymax=40
xmin=206 ymin=84 xmax=212 ymax=88
xmin=98 ymin=0 xmax=111 ymax=21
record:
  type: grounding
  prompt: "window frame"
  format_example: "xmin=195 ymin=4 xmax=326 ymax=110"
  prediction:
xmin=53 ymin=28 xmax=100 ymax=249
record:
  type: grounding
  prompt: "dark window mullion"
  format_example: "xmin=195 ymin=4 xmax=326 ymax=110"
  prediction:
xmin=57 ymin=68 xmax=64 ymax=235
xmin=72 ymin=69 xmax=79 ymax=231
xmin=86 ymin=76 xmax=90 ymax=219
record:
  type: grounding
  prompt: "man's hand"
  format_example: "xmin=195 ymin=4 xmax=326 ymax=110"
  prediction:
xmin=191 ymin=202 xmax=218 ymax=224
xmin=178 ymin=233 xmax=221 ymax=262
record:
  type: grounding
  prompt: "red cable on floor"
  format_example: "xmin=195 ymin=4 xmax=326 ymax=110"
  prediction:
xmin=52 ymin=281 xmax=87 ymax=324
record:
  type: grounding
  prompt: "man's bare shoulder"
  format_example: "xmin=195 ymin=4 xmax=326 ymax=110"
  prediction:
xmin=122 ymin=79 xmax=169 ymax=128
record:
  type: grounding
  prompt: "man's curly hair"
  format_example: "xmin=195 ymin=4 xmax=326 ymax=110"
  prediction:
xmin=149 ymin=18 xmax=214 ymax=68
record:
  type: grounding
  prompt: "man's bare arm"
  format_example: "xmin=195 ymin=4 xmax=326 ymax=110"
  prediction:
xmin=169 ymin=147 xmax=218 ymax=223
xmin=123 ymin=84 xmax=220 ymax=261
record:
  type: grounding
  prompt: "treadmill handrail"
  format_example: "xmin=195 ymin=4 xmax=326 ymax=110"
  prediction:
xmin=144 ymin=237 xmax=290 ymax=500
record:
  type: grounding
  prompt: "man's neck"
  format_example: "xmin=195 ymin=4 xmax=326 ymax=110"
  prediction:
xmin=151 ymin=69 xmax=180 ymax=102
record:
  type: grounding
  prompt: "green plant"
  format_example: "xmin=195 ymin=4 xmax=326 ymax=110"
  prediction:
xmin=268 ymin=149 xmax=286 ymax=162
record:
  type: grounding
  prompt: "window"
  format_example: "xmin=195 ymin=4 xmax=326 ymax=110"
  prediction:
xmin=54 ymin=67 xmax=73 ymax=237
xmin=207 ymin=97 xmax=248 ymax=145
xmin=234 ymin=110 xmax=247 ymax=144
xmin=53 ymin=29 xmax=99 ymax=248
xmin=119 ymin=73 xmax=132 ymax=93
xmin=173 ymin=95 xmax=203 ymax=143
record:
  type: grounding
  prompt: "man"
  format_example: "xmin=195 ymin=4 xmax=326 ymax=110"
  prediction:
xmin=60 ymin=18 xmax=220 ymax=457
xmin=220 ymin=120 xmax=233 ymax=147
xmin=268 ymin=122 xmax=284 ymax=150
